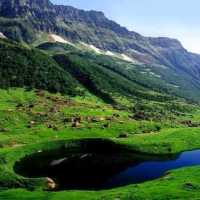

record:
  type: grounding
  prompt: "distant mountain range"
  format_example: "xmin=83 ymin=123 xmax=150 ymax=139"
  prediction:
xmin=1 ymin=0 xmax=200 ymax=103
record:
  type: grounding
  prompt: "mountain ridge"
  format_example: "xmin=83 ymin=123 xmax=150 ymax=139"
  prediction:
xmin=1 ymin=0 xmax=200 ymax=102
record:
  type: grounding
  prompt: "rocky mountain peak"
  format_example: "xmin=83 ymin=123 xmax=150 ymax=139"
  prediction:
xmin=148 ymin=37 xmax=184 ymax=50
xmin=0 ymin=0 xmax=53 ymax=17
xmin=1 ymin=0 xmax=200 ymax=80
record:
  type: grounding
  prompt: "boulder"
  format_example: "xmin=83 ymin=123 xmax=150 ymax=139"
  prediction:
xmin=118 ymin=132 xmax=129 ymax=138
xmin=90 ymin=117 xmax=105 ymax=122
xmin=113 ymin=113 xmax=120 ymax=118
xmin=36 ymin=90 xmax=45 ymax=97
xmin=183 ymin=182 xmax=198 ymax=190
xmin=72 ymin=121 xmax=81 ymax=128
xmin=16 ymin=103 xmax=23 ymax=108
xmin=28 ymin=104 xmax=34 ymax=108
xmin=46 ymin=177 xmax=56 ymax=190
xmin=63 ymin=117 xmax=71 ymax=123
xmin=47 ymin=124 xmax=53 ymax=129
xmin=30 ymin=121 xmax=36 ymax=125
xmin=102 ymin=123 xmax=110 ymax=128
xmin=0 ymin=127 xmax=9 ymax=132
xmin=72 ymin=116 xmax=82 ymax=123
xmin=180 ymin=120 xmax=200 ymax=127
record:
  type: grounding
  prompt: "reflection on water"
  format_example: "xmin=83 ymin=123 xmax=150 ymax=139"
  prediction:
xmin=14 ymin=139 xmax=200 ymax=190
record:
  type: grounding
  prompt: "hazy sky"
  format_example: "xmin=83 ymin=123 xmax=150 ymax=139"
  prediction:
xmin=51 ymin=0 xmax=200 ymax=53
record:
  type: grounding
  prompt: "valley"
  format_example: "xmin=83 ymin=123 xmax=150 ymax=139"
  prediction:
xmin=0 ymin=0 xmax=200 ymax=199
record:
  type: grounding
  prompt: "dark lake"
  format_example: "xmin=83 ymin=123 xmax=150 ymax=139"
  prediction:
xmin=14 ymin=139 xmax=200 ymax=191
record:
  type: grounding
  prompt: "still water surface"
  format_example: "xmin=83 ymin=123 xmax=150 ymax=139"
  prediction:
xmin=14 ymin=145 xmax=200 ymax=190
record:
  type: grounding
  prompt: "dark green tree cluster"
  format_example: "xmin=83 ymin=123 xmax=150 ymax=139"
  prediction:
xmin=0 ymin=39 xmax=78 ymax=95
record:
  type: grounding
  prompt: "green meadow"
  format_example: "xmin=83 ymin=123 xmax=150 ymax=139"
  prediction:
xmin=0 ymin=88 xmax=200 ymax=200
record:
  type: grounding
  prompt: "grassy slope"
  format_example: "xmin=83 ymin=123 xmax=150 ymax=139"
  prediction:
xmin=0 ymin=89 xmax=200 ymax=199
xmin=0 ymin=38 xmax=183 ymax=108
xmin=38 ymin=41 xmax=200 ymax=103
xmin=38 ymin=42 xmax=200 ymax=103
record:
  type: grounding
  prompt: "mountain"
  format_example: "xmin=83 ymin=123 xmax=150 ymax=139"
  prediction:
xmin=1 ymin=2 xmax=200 ymax=200
xmin=1 ymin=0 xmax=200 ymax=103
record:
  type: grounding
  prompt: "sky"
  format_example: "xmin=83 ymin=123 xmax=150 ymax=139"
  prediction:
xmin=51 ymin=0 xmax=200 ymax=53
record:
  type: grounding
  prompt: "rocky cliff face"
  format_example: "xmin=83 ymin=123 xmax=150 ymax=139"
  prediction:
xmin=0 ymin=0 xmax=181 ymax=52
xmin=0 ymin=0 xmax=53 ymax=17
xmin=0 ymin=0 xmax=57 ymax=42
xmin=0 ymin=0 xmax=142 ymax=49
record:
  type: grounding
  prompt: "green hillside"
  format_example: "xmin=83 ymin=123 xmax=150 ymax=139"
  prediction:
xmin=1 ymin=0 xmax=200 ymax=103
xmin=37 ymin=42 xmax=200 ymax=103
xmin=0 ymin=39 xmax=79 ymax=95
xmin=0 ymin=38 xmax=196 ymax=115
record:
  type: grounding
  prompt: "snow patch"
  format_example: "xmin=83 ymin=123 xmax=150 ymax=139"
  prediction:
xmin=167 ymin=83 xmax=180 ymax=88
xmin=0 ymin=32 xmax=7 ymax=39
xmin=80 ymin=42 xmax=102 ymax=54
xmin=141 ymin=71 xmax=161 ymax=78
xmin=149 ymin=72 xmax=161 ymax=78
xmin=89 ymin=45 xmax=102 ymax=54
xmin=106 ymin=51 xmax=136 ymax=63
xmin=79 ymin=42 xmax=139 ymax=64
xmin=105 ymin=51 xmax=115 ymax=56
xmin=120 ymin=54 xmax=134 ymax=62
xmin=48 ymin=34 xmax=73 ymax=45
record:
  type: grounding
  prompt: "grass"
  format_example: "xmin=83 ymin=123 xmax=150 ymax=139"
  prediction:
xmin=0 ymin=88 xmax=200 ymax=199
